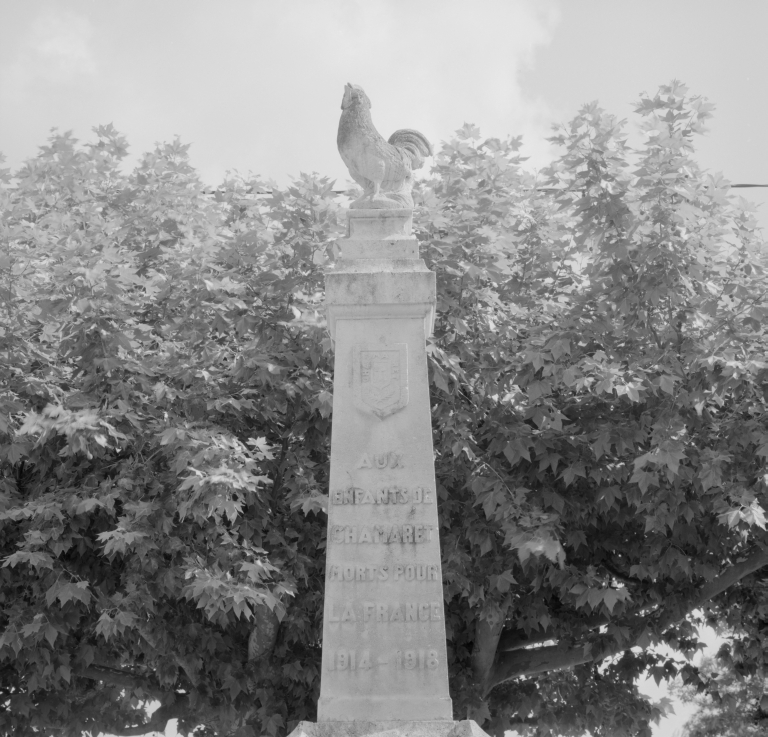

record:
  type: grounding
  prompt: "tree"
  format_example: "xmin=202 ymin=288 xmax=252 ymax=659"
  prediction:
xmin=418 ymin=81 xmax=768 ymax=736
xmin=672 ymin=652 xmax=768 ymax=736
xmin=0 ymin=81 xmax=766 ymax=736
xmin=0 ymin=129 xmax=338 ymax=735
xmin=672 ymin=576 xmax=768 ymax=736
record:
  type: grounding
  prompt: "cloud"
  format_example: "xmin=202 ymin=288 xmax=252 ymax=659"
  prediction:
xmin=1 ymin=8 xmax=95 ymax=95
xmin=0 ymin=1 xmax=561 ymax=184
xmin=0 ymin=6 xmax=98 ymax=168
xmin=205 ymin=0 xmax=562 ymax=182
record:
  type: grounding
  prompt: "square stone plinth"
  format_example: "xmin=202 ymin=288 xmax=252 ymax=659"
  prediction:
xmin=288 ymin=720 xmax=490 ymax=737
xmin=345 ymin=209 xmax=413 ymax=241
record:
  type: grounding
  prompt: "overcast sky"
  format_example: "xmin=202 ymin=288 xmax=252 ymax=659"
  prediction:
xmin=1 ymin=0 xmax=767 ymax=233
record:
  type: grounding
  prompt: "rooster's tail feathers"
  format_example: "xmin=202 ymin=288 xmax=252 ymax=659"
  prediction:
xmin=387 ymin=128 xmax=433 ymax=170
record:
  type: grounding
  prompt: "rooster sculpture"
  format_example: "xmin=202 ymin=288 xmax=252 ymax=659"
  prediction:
xmin=337 ymin=83 xmax=433 ymax=210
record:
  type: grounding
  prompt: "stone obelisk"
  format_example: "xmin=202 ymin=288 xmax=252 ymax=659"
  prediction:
xmin=288 ymin=84 xmax=488 ymax=737
xmin=318 ymin=206 xmax=452 ymax=723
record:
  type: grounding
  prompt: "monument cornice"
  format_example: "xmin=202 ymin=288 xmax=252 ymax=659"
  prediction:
xmin=325 ymin=302 xmax=435 ymax=344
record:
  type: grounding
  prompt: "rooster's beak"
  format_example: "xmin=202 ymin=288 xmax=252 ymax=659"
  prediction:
xmin=341 ymin=84 xmax=352 ymax=110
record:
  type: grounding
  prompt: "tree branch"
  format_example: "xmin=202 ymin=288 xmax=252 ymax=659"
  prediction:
xmin=657 ymin=548 xmax=768 ymax=632
xmin=78 ymin=667 xmax=198 ymax=735
xmin=488 ymin=547 xmax=768 ymax=693
xmin=78 ymin=664 xmax=153 ymax=692
xmin=472 ymin=615 xmax=505 ymax=688
xmin=497 ymin=627 xmax=557 ymax=654
xmin=600 ymin=557 xmax=644 ymax=587
xmin=101 ymin=695 xmax=192 ymax=737
xmin=497 ymin=608 xmax=619 ymax=653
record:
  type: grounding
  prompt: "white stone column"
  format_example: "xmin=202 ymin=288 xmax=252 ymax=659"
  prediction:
xmin=317 ymin=208 xmax=453 ymax=723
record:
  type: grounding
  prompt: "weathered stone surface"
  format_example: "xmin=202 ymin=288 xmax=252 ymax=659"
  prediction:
xmin=446 ymin=720 xmax=493 ymax=737
xmin=338 ymin=241 xmax=420 ymax=260
xmin=345 ymin=209 xmax=414 ymax=241
xmin=287 ymin=720 xmax=491 ymax=737
xmin=335 ymin=209 xmax=419 ymax=261
xmin=317 ymin=210 xmax=451 ymax=722
xmin=326 ymin=213 xmax=435 ymax=346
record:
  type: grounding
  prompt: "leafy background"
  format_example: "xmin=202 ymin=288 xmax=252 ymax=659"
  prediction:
xmin=0 ymin=83 xmax=767 ymax=736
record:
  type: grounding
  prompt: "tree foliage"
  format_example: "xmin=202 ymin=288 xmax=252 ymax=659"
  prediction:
xmin=673 ymin=651 xmax=768 ymax=736
xmin=0 ymin=82 xmax=766 ymax=736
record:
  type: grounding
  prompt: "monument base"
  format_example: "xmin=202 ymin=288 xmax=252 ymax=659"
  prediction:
xmin=288 ymin=721 xmax=490 ymax=737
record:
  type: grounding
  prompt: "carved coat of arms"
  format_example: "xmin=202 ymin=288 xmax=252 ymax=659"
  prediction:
xmin=353 ymin=344 xmax=408 ymax=418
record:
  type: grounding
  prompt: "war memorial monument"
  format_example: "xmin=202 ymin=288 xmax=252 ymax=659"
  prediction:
xmin=287 ymin=85 xmax=489 ymax=737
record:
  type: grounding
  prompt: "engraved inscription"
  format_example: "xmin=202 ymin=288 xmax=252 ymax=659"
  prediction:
xmin=328 ymin=563 xmax=439 ymax=582
xmin=331 ymin=486 xmax=433 ymax=505
xmin=356 ymin=452 xmax=404 ymax=469
xmin=326 ymin=601 xmax=442 ymax=623
xmin=326 ymin=648 xmax=440 ymax=671
xmin=327 ymin=648 xmax=364 ymax=670
xmin=396 ymin=649 xmax=440 ymax=670
xmin=326 ymin=602 xmax=357 ymax=622
xmin=362 ymin=601 xmax=442 ymax=622
xmin=331 ymin=524 xmax=434 ymax=544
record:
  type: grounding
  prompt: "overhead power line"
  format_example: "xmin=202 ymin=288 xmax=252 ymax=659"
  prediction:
xmin=210 ymin=183 xmax=768 ymax=198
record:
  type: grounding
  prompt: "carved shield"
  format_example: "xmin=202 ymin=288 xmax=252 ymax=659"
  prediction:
xmin=353 ymin=344 xmax=408 ymax=418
